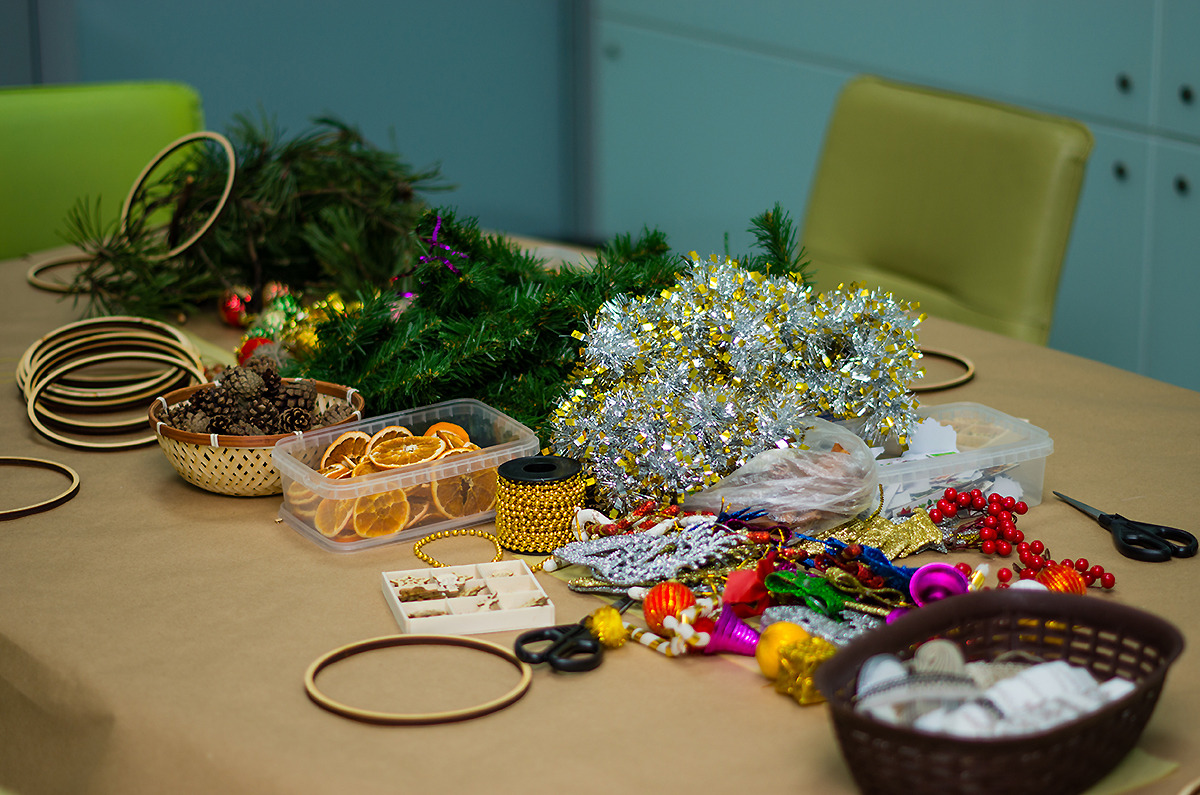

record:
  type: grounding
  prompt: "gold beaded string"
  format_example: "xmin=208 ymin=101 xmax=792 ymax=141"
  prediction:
xmin=412 ymin=529 xmax=504 ymax=567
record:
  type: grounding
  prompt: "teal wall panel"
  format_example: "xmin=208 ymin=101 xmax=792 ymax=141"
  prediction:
xmin=68 ymin=0 xmax=576 ymax=239
xmin=596 ymin=20 xmax=844 ymax=254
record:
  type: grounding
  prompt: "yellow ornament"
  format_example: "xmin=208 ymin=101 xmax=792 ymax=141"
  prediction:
xmin=586 ymin=604 xmax=632 ymax=649
xmin=755 ymin=621 xmax=811 ymax=680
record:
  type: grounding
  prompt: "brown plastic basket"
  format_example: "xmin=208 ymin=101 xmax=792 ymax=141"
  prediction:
xmin=813 ymin=589 xmax=1184 ymax=795
xmin=148 ymin=379 xmax=365 ymax=496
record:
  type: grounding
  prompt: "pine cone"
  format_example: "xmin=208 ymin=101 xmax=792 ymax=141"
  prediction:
xmin=279 ymin=406 xmax=314 ymax=433
xmin=276 ymin=379 xmax=317 ymax=412
xmin=188 ymin=384 xmax=219 ymax=414
xmin=181 ymin=409 xmax=211 ymax=434
xmin=221 ymin=366 xmax=265 ymax=400
xmin=246 ymin=396 xmax=281 ymax=434
xmin=317 ymin=402 xmax=355 ymax=428
xmin=225 ymin=419 xmax=264 ymax=436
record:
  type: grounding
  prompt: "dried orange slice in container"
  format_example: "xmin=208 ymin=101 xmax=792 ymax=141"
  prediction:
xmin=350 ymin=457 xmax=387 ymax=477
xmin=318 ymin=461 xmax=355 ymax=480
xmin=367 ymin=424 xmax=413 ymax=451
xmin=426 ymin=421 xmax=470 ymax=445
xmin=320 ymin=430 xmax=371 ymax=469
xmin=353 ymin=489 xmax=411 ymax=538
xmin=314 ymin=497 xmax=356 ymax=537
xmin=368 ymin=435 xmax=446 ymax=469
xmin=431 ymin=466 xmax=499 ymax=518
xmin=437 ymin=442 xmax=482 ymax=459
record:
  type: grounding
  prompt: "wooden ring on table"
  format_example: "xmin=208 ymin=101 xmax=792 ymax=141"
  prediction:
xmin=0 ymin=457 xmax=80 ymax=520
xmin=911 ymin=347 xmax=976 ymax=392
xmin=26 ymin=351 xmax=207 ymax=450
xmin=23 ymin=334 xmax=204 ymax=415
xmin=119 ymin=131 xmax=236 ymax=262
xmin=16 ymin=316 xmax=199 ymax=394
xmin=25 ymin=253 xmax=100 ymax=294
xmin=304 ymin=634 xmax=532 ymax=725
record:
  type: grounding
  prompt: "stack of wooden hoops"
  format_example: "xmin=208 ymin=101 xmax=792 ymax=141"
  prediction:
xmin=17 ymin=315 xmax=208 ymax=451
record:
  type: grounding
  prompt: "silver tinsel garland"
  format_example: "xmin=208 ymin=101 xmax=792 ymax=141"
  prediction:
xmin=548 ymin=254 xmax=924 ymax=514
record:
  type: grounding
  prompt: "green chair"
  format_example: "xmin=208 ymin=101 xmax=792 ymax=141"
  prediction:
xmin=0 ymin=81 xmax=203 ymax=261
xmin=801 ymin=75 xmax=1093 ymax=345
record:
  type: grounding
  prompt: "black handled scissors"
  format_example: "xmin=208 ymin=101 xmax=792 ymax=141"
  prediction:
xmin=1054 ymin=492 xmax=1198 ymax=562
xmin=514 ymin=596 xmax=634 ymax=672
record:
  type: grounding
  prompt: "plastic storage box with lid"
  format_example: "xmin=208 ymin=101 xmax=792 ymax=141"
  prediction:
xmin=878 ymin=402 xmax=1052 ymax=518
xmin=272 ymin=398 xmax=539 ymax=551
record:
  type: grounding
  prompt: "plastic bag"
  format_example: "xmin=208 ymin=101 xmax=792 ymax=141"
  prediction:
xmin=682 ymin=416 xmax=879 ymax=534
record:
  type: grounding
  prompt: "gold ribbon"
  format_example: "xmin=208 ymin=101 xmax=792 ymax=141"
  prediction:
xmin=774 ymin=637 xmax=838 ymax=705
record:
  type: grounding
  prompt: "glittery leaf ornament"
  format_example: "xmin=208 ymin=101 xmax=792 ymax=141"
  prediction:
xmin=549 ymin=253 xmax=923 ymax=514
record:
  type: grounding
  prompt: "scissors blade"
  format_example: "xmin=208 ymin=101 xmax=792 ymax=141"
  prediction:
xmin=1053 ymin=492 xmax=1104 ymax=521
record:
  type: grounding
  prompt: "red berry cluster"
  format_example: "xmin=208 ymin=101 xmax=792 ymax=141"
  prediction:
xmin=928 ymin=488 xmax=1116 ymax=591
xmin=996 ymin=552 xmax=1117 ymax=589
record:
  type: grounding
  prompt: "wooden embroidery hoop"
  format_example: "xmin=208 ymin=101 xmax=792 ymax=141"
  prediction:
xmin=27 ymin=130 xmax=236 ymax=291
xmin=304 ymin=634 xmax=532 ymax=725
xmin=0 ymin=457 xmax=80 ymax=520
xmin=911 ymin=347 xmax=976 ymax=392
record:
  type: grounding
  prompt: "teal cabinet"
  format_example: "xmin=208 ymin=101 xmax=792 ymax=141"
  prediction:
xmin=1048 ymin=128 xmax=1149 ymax=374
xmin=1146 ymin=140 xmax=1200 ymax=390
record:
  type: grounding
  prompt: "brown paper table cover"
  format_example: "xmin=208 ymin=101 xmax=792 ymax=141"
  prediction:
xmin=2 ymin=247 xmax=1198 ymax=795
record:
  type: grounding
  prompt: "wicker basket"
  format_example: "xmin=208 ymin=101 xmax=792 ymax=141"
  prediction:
xmin=813 ymin=589 xmax=1184 ymax=795
xmin=148 ymin=379 xmax=365 ymax=496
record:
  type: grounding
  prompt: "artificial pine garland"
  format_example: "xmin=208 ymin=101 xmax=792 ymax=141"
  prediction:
xmin=62 ymin=114 xmax=442 ymax=319
xmin=290 ymin=205 xmax=815 ymax=442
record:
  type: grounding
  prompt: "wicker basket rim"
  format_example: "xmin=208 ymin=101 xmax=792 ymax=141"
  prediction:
xmin=148 ymin=378 xmax=364 ymax=448
xmin=813 ymin=589 xmax=1184 ymax=746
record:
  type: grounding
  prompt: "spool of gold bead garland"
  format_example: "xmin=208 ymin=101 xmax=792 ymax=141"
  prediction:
xmin=493 ymin=456 xmax=586 ymax=554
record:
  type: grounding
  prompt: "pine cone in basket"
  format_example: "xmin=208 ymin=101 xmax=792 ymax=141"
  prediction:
xmin=220 ymin=366 xmax=265 ymax=400
xmin=279 ymin=406 xmax=314 ymax=433
xmin=245 ymin=396 xmax=281 ymax=434
xmin=244 ymin=355 xmax=282 ymax=395
xmin=317 ymin=402 xmax=355 ymax=427
xmin=276 ymin=379 xmax=317 ymax=412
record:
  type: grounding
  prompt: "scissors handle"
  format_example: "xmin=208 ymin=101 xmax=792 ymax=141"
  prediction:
xmin=514 ymin=622 xmax=604 ymax=672
xmin=1102 ymin=513 xmax=1199 ymax=562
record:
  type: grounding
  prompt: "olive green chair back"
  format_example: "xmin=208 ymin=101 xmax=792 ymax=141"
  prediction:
xmin=801 ymin=75 xmax=1093 ymax=345
xmin=0 ymin=81 xmax=203 ymax=261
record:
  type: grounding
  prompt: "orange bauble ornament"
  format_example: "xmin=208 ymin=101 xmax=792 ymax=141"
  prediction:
xmin=642 ymin=582 xmax=696 ymax=634
xmin=1035 ymin=563 xmax=1088 ymax=595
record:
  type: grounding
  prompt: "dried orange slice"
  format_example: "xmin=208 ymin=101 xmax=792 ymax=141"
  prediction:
xmin=437 ymin=442 xmax=482 ymax=459
xmin=319 ymin=461 xmax=354 ymax=480
xmin=350 ymin=457 xmax=387 ymax=477
xmin=285 ymin=479 xmax=321 ymax=511
xmin=314 ymin=497 xmax=356 ymax=537
xmin=368 ymin=435 xmax=446 ymax=469
xmin=432 ymin=429 xmax=467 ymax=448
xmin=368 ymin=424 xmax=413 ymax=451
xmin=320 ymin=430 xmax=371 ymax=469
xmin=426 ymin=421 xmax=470 ymax=445
xmin=353 ymin=489 xmax=411 ymax=537
xmin=431 ymin=466 xmax=499 ymax=518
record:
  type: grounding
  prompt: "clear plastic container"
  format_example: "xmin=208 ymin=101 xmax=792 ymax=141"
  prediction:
xmin=877 ymin=402 xmax=1053 ymax=517
xmin=381 ymin=559 xmax=554 ymax=634
xmin=272 ymin=399 xmax=539 ymax=552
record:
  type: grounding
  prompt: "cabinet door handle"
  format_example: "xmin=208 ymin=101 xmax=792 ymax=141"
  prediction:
xmin=1181 ymin=85 xmax=1195 ymax=105
xmin=1175 ymin=176 xmax=1190 ymax=196
xmin=1116 ymin=73 xmax=1133 ymax=93
xmin=1113 ymin=161 xmax=1128 ymax=181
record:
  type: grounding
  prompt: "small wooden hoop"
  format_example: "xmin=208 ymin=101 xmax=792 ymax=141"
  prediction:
xmin=912 ymin=347 xmax=976 ymax=392
xmin=119 ymin=131 xmax=236 ymax=262
xmin=25 ymin=253 xmax=99 ymax=294
xmin=26 ymin=351 xmax=206 ymax=450
xmin=0 ymin=457 xmax=81 ymax=520
xmin=304 ymin=634 xmax=532 ymax=725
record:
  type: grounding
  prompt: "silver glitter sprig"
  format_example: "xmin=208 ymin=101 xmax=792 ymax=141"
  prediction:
xmin=549 ymin=254 xmax=923 ymax=514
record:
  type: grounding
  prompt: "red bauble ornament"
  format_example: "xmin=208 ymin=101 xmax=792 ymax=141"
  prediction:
xmin=1035 ymin=563 xmax=1087 ymax=595
xmin=642 ymin=582 xmax=696 ymax=635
